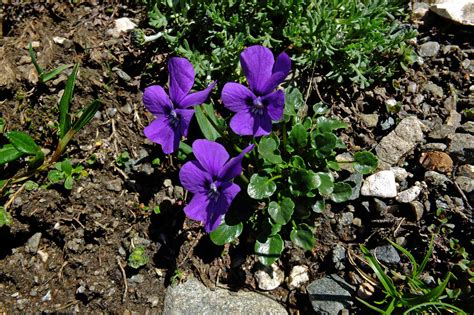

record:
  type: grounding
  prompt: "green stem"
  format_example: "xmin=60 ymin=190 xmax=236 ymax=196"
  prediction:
xmin=268 ymin=175 xmax=282 ymax=182
xmin=239 ymin=173 xmax=249 ymax=185
xmin=200 ymin=105 xmax=226 ymax=139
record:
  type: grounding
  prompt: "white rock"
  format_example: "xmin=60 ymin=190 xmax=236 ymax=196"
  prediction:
xmin=361 ymin=171 xmax=397 ymax=198
xmin=255 ymin=264 xmax=284 ymax=291
xmin=396 ymin=185 xmax=422 ymax=203
xmin=431 ymin=0 xmax=474 ymax=26
xmin=287 ymin=265 xmax=309 ymax=290
xmin=391 ymin=167 xmax=411 ymax=182
xmin=108 ymin=17 xmax=137 ymax=38
xmin=53 ymin=36 xmax=67 ymax=45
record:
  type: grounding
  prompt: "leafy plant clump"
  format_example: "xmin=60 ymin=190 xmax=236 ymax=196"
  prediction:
xmin=141 ymin=0 xmax=416 ymax=88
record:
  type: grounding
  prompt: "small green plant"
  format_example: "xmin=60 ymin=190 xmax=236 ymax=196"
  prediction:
xmin=47 ymin=159 xmax=87 ymax=190
xmin=357 ymin=237 xmax=466 ymax=314
xmin=28 ymin=42 xmax=72 ymax=84
xmin=0 ymin=206 xmax=13 ymax=227
xmin=115 ymin=151 xmax=131 ymax=167
xmin=128 ymin=246 xmax=149 ymax=269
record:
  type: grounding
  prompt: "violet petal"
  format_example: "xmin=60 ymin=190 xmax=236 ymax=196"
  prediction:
xmin=178 ymin=81 xmax=216 ymax=108
xmin=168 ymin=57 xmax=195 ymax=104
xmin=143 ymin=85 xmax=173 ymax=115
xmin=263 ymin=90 xmax=285 ymax=121
xmin=252 ymin=111 xmax=273 ymax=137
xmin=144 ymin=116 xmax=180 ymax=154
xmin=192 ymin=139 xmax=229 ymax=177
xmin=179 ymin=160 xmax=212 ymax=194
xmin=229 ymin=110 xmax=255 ymax=136
xmin=218 ymin=144 xmax=254 ymax=182
xmin=184 ymin=193 xmax=209 ymax=222
xmin=175 ymin=108 xmax=194 ymax=137
xmin=204 ymin=182 xmax=240 ymax=232
xmin=221 ymin=82 xmax=255 ymax=113
xmin=240 ymin=45 xmax=274 ymax=95
xmin=261 ymin=52 xmax=291 ymax=94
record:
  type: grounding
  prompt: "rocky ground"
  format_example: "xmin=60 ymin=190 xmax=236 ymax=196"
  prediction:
xmin=0 ymin=2 xmax=472 ymax=314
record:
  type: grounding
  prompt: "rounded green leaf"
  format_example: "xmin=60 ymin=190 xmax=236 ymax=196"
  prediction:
xmin=64 ymin=176 xmax=74 ymax=190
xmin=312 ymin=199 xmax=325 ymax=213
xmin=289 ymin=169 xmax=320 ymax=197
xmin=316 ymin=172 xmax=334 ymax=196
xmin=0 ymin=144 xmax=23 ymax=165
xmin=315 ymin=116 xmax=348 ymax=133
xmin=5 ymin=131 xmax=41 ymax=155
xmin=314 ymin=132 xmax=337 ymax=154
xmin=353 ymin=151 xmax=378 ymax=174
xmin=288 ymin=124 xmax=308 ymax=151
xmin=330 ymin=182 xmax=352 ymax=203
xmin=48 ymin=169 xmax=64 ymax=183
xmin=290 ymin=155 xmax=305 ymax=168
xmin=290 ymin=224 xmax=315 ymax=251
xmin=247 ymin=174 xmax=277 ymax=200
xmin=258 ymin=137 xmax=282 ymax=164
xmin=210 ymin=221 xmax=243 ymax=246
xmin=255 ymin=234 xmax=284 ymax=265
xmin=0 ymin=207 xmax=13 ymax=227
xmin=268 ymin=198 xmax=294 ymax=225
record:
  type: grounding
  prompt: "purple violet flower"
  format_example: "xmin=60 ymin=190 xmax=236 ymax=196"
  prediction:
xmin=143 ymin=57 xmax=216 ymax=154
xmin=179 ymin=139 xmax=254 ymax=232
xmin=222 ymin=45 xmax=291 ymax=137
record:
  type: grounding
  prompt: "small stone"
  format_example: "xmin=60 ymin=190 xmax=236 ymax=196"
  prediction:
xmin=361 ymin=171 xmax=397 ymax=198
xmin=449 ymin=133 xmax=474 ymax=164
xmin=396 ymin=236 xmax=406 ymax=246
xmin=423 ymin=82 xmax=444 ymax=98
xmin=409 ymin=201 xmax=424 ymax=221
xmin=442 ymin=45 xmax=460 ymax=55
xmin=357 ymin=282 xmax=374 ymax=299
xmin=307 ymin=274 xmax=355 ymax=315
xmin=396 ymin=185 xmax=422 ymax=203
xmin=421 ymin=143 xmax=447 ymax=151
xmin=287 ymin=265 xmax=309 ymax=290
xmin=106 ymin=179 xmax=123 ymax=192
xmin=340 ymin=212 xmax=354 ymax=226
xmin=331 ymin=244 xmax=346 ymax=271
xmin=108 ymin=17 xmax=137 ymax=38
xmin=418 ymin=41 xmax=440 ymax=58
xmin=120 ymin=104 xmax=133 ymax=114
xmin=352 ymin=217 xmax=362 ymax=227
xmin=112 ymin=67 xmax=132 ymax=82
xmin=106 ymin=107 xmax=117 ymax=117
xmin=431 ymin=1 xmax=474 ymax=26
xmin=391 ymin=167 xmax=411 ymax=182
xmin=359 ymin=113 xmax=379 ymax=128
xmin=336 ymin=153 xmax=355 ymax=172
xmin=147 ymin=296 xmax=160 ymax=308
xmin=129 ymin=274 xmax=145 ymax=284
xmin=455 ymin=176 xmax=474 ymax=193
xmin=53 ymin=36 xmax=67 ymax=45
xmin=412 ymin=94 xmax=425 ymax=106
xmin=372 ymin=245 xmax=400 ymax=265
xmin=255 ymin=264 xmax=284 ymax=291
xmin=41 ymin=290 xmax=52 ymax=302
xmin=37 ymin=249 xmax=49 ymax=263
xmin=459 ymin=122 xmax=474 ymax=134
xmin=407 ymin=82 xmax=417 ymax=94
xmin=457 ymin=164 xmax=474 ymax=178
xmin=424 ymin=171 xmax=451 ymax=189
xmin=163 ymin=179 xmax=173 ymax=188
xmin=26 ymin=233 xmax=42 ymax=254
xmin=420 ymin=151 xmax=453 ymax=174
xmin=412 ymin=2 xmax=430 ymax=18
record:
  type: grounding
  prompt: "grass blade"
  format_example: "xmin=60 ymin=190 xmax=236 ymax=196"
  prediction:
xmin=387 ymin=239 xmax=418 ymax=275
xmin=58 ymin=63 xmax=79 ymax=139
xmin=417 ymin=234 xmax=435 ymax=276
xmin=71 ymin=99 xmax=101 ymax=133
xmin=5 ymin=131 xmax=42 ymax=155
xmin=28 ymin=42 xmax=43 ymax=77
xmin=356 ymin=297 xmax=386 ymax=314
xmin=402 ymin=301 xmax=466 ymax=315
xmin=403 ymin=272 xmax=452 ymax=306
xmin=41 ymin=64 xmax=72 ymax=82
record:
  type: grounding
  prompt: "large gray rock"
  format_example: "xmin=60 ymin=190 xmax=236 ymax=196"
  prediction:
xmin=307 ymin=274 xmax=355 ymax=315
xmin=163 ymin=278 xmax=288 ymax=315
xmin=431 ymin=0 xmax=474 ymax=26
xmin=449 ymin=133 xmax=474 ymax=163
xmin=376 ymin=117 xmax=424 ymax=165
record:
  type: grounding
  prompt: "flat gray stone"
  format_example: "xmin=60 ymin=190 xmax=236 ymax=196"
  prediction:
xmin=26 ymin=232 xmax=42 ymax=254
xmin=449 ymin=133 xmax=474 ymax=163
xmin=163 ymin=278 xmax=287 ymax=315
xmin=376 ymin=117 xmax=424 ymax=165
xmin=372 ymin=245 xmax=400 ymax=265
xmin=307 ymin=274 xmax=354 ymax=315
xmin=418 ymin=41 xmax=440 ymax=57
xmin=361 ymin=171 xmax=397 ymax=198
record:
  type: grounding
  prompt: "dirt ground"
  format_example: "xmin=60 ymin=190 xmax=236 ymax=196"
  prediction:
xmin=0 ymin=2 xmax=472 ymax=313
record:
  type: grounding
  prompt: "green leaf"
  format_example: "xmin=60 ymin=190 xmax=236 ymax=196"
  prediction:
xmin=0 ymin=117 xmax=5 ymax=134
xmin=288 ymin=124 xmax=308 ymax=152
xmin=5 ymin=131 xmax=41 ymax=155
xmin=247 ymin=174 xmax=277 ymax=200
xmin=330 ymin=182 xmax=352 ymax=203
xmin=48 ymin=169 xmax=64 ymax=183
xmin=313 ymin=132 xmax=337 ymax=154
xmin=312 ymin=200 xmax=325 ymax=213
xmin=210 ymin=220 xmax=243 ymax=246
xmin=327 ymin=160 xmax=341 ymax=171
xmin=61 ymin=159 xmax=73 ymax=176
xmin=71 ymin=99 xmax=101 ymax=133
xmin=289 ymin=169 xmax=320 ymax=197
xmin=28 ymin=42 xmax=43 ymax=76
xmin=284 ymin=86 xmax=303 ymax=121
xmin=128 ymin=246 xmax=148 ymax=269
xmin=41 ymin=64 xmax=72 ymax=83
xmin=360 ymin=244 xmax=398 ymax=298
xmin=290 ymin=223 xmax=315 ymax=251
xmin=0 ymin=144 xmax=23 ymax=165
xmin=315 ymin=117 xmax=348 ymax=133
xmin=258 ymin=137 xmax=282 ymax=164
xmin=403 ymin=273 xmax=452 ymax=305
xmin=268 ymin=198 xmax=294 ymax=225
xmin=24 ymin=180 xmax=39 ymax=191
xmin=255 ymin=234 xmax=284 ymax=265
xmin=0 ymin=207 xmax=13 ymax=227
xmin=316 ymin=172 xmax=334 ymax=196
xmin=313 ymin=103 xmax=330 ymax=116
xmin=290 ymin=155 xmax=305 ymax=168
xmin=195 ymin=103 xmax=221 ymax=141
xmin=64 ymin=176 xmax=74 ymax=190
xmin=59 ymin=63 xmax=79 ymax=138
xmin=353 ymin=151 xmax=378 ymax=174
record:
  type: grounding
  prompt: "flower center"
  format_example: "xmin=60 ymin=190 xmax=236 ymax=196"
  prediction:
xmin=250 ymin=96 xmax=265 ymax=116
xmin=207 ymin=182 xmax=220 ymax=202
xmin=168 ymin=110 xmax=180 ymax=129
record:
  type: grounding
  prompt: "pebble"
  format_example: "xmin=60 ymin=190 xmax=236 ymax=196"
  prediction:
xmin=120 ymin=104 xmax=133 ymax=114
xmin=112 ymin=67 xmax=132 ymax=82
xmin=412 ymin=94 xmax=425 ymax=106
xmin=396 ymin=236 xmax=407 ymax=246
xmin=359 ymin=113 xmax=379 ymax=128
xmin=407 ymin=82 xmax=417 ymax=94
xmin=108 ymin=17 xmax=137 ymax=38
xmin=26 ymin=233 xmax=42 ymax=254
xmin=254 ymin=264 xmax=284 ymax=291
xmin=423 ymin=82 xmax=444 ymax=98
xmin=332 ymin=244 xmax=346 ymax=271
xmin=361 ymin=171 xmax=397 ymax=198
xmin=396 ymin=185 xmax=422 ymax=203
xmin=129 ymin=274 xmax=145 ymax=284
xmin=352 ymin=217 xmax=362 ymax=227
xmin=391 ymin=167 xmax=411 ymax=182
xmin=424 ymin=171 xmax=451 ymax=189
xmin=455 ymin=176 xmax=473 ymax=193
xmin=418 ymin=41 xmax=440 ymax=57
xmin=53 ymin=36 xmax=67 ymax=45
xmin=420 ymin=151 xmax=453 ymax=174
xmin=372 ymin=245 xmax=400 ymax=265
xmin=375 ymin=116 xmax=424 ymax=165
xmin=163 ymin=179 xmax=173 ymax=187
xmin=449 ymin=133 xmax=474 ymax=164
xmin=340 ymin=212 xmax=354 ymax=226
xmin=457 ymin=164 xmax=474 ymax=178
xmin=41 ymin=290 xmax=52 ymax=302
xmin=37 ymin=249 xmax=49 ymax=263
xmin=421 ymin=143 xmax=447 ymax=151
xmin=307 ymin=274 xmax=355 ymax=315
xmin=287 ymin=265 xmax=309 ymax=290
xmin=106 ymin=107 xmax=117 ymax=117
xmin=106 ymin=179 xmax=123 ymax=192
xmin=357 ymin=282 xmax=374 ymax=299
xmin=409 ymin=201 xmax=425 ymax=221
